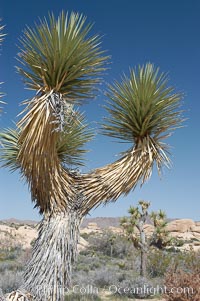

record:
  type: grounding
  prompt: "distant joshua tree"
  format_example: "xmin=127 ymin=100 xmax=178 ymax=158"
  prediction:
xmin=0 ymin=12 xmax=183 ymax=301
xmin=121 ymin=201 xmax=171 ymax=277
xmin=150 ymin=209 xmax=172 ymax=249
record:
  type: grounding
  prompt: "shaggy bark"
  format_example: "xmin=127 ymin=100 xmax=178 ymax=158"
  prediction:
xmin=139 ymin=229 xmax=148 ymax=277
xmin=11 ymin=93 xmax=171 ymax=300
xmin=22 ymin=210 xmax=82 ymax=301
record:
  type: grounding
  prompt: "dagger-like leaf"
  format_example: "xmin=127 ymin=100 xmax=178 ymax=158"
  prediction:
xmin=103 ymin=63 xmax=183 ymax=143
xmin=57 ymin=110 xmax=94 ymax=166
xmin=0 ymin=110 xmax=93 ymax=172
xmin=0 ymin=128 xmax=21 ymax=171
xmin=17 ymin=11 xmax=109 ymax=103
xmin=102 ymin=63 xmax=184 ymax=174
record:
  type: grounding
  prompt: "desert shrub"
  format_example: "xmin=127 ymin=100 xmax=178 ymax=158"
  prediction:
xmin=76 ymin=264 xmax=90 ymax=273
xmin=0 ymin=248 xmax=27 ymax=274
xmin=147 ymin=248 xmax=200 ymax=277
xmin=0 ymin=260 xmax=22 ymax=272
xmin=0 ymin=245 xmax=23 ymax=261
xmin=90 ymin=266 xmax=121 ymax=287
xmin=89 ymin=261 xmax=101 ymax=270
xmin=73 ymin=265 xmax=128 ymax=289
xmin=171 ymin=238 xmax=185 ymax=247
xmin=80 ymin=232 xmax=90 ymax=240
xmin=164 ymin=269 xmax=200 ymax=301
xmin=16 ymin=248 xmax=32 ymax=266
xmin=87 ymin=232 xmax=113 ymax=256
xmin=87 ymin=231 xmax=132 ymax=259
xmin=147 ymin=249 xmax=173 ymax=277
xmin=117 ymin=261 xmax=126 ymax=269
xmin=75 ymin=254 xmax=103 ymax=272
xmin=125 ymin=250 xmax=141 ymax=274
xmin=72 ymin=270 xmax=95 ymax=287
xmin=0 ymin=270 xmax=23 ymax=293
xmin=182 ymin=249 xmax=200 ymax=271
xmin=75 ymin=231 xmax=148 ymax=286
xmin=114 ymin=276 xmax=154 ymax=299
xmin=165 ymin=249 xmax=200 ymax=273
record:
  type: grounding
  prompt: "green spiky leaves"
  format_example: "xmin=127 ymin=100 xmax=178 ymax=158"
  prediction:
xmin=0 ymin=128 xmax=21 ymax=172
xmin=57 ymin=110 xmax=94 ymax=167
xmin=102 ymin=63 xmax=184 ymax=174
xmin=0 ymin=23 xmax=5 ymax=45
xmin=0 ymin=111 xmax=93 ymax=171
xmin=17 ymin=11 xmax=109 ymax=102
xmin=103 ymin=63 xmax=183 ymax=144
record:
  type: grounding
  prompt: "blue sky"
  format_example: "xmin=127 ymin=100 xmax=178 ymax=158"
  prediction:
xmin=0 ymin=0 xmax=200 ymax=221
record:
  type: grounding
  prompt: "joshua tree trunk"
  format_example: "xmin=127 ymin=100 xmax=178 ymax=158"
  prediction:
xmin=12 ymin=93 xmax=154 ymax=301
xmin=23 ymin=210 xmax=82 ymax=301
xmin=140 ymin=244 xmax=147 ymax=277
xmin=138 ymin=221 xmax=147 ymax=277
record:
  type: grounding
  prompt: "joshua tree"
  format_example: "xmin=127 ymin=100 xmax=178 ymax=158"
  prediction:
xmin=109 ymin=234 xmax=117 ymax=257
xmin=150 ymin=209 xmax=171 ymax=249
xmin=121 ymin=201 xmax=151 ymax=277
xmin=121 ymin=201 xmax=171 ymax=277
xmin=0 ymin=11 xmax=183 ymax=301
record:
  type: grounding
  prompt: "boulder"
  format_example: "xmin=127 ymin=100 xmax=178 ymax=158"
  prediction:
xmin=166 ymin=219 xmax=195 ymax=233
xmin=191 ymin=222 xmax=200 ymax=233
xmin=108 ymin=226 xmax=123 ymax=234
xmin=78 ymin=237 xmax=89 ymax=252
xmin=143 ymin=224 xmax=154 ymax=236
xmin=80 ymin=222 xmax=102 ymax=234
xmin=87 ymin=222 xmax=101 ymax=230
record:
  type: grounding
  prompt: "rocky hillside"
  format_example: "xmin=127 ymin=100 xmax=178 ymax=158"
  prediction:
xmin=81 ymin=217 xmax=121 ymax=228
xmin=1 ymin=218 xmax=200 ymax=251
xmin=1 ymin=217 xmax=122 ymax=228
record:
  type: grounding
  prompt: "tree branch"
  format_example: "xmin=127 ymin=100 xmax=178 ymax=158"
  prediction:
xmin=78 ymin=144 xmax=154 ymax=215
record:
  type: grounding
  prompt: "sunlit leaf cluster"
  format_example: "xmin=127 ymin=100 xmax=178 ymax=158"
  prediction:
xmin=17 ymin=11 xmax=109 ymax=102
xmin=103 ymin=64 xmax=183 ymax=145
